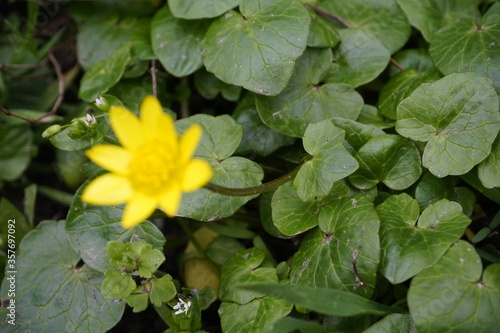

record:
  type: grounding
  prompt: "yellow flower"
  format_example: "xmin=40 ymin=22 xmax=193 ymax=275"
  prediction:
xmin=81 ymin=96 xmax=213 ymax=229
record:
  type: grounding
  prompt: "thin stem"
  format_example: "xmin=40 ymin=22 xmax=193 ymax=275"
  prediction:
xmin=304 ymin=3 xmax=351 ymax=28
xmin=0 ymin=58 xmax=48 ymax=70
xmin=0 ymin=52 xmax=65 ymax=124
xmin=150 ymin=59 xmax=157 ymax=98
xmin=103 ymin=136 xmax=121 ymax=145
xmin=390 ymin=58 xmax=405 ymax=72
xmin=205 ymin=164 xmax=301 ymax=196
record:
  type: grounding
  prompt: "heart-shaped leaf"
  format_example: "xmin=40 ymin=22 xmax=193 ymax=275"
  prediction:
xmin=290 ymin=195 xmax=380 ymax=298
xmin=430 ymin=3 xmax=500 ymax=93
xmin=293 ymin=120 xmax=358 ymax=201
xmin=0 ymin=220 xmax=124 ymax=332
xmin=396 ymin=0 xmax=480 ymax=42
xmin=201 ymin=0 xmax=310 ymax=96
xmin=325 ymin=29 xmax=390 ymax=87
xmin=219 ymin=248 xmax=278 ymax=304
xmin=272 ymin=181 xmax=350 ymax=236
xmin=349 ymin=135 xmax=422 ymax=191
xmin=319 ymin=0 xmax=411 ymax=53
xmin=376 ymin=194 xmax=471 ymax=283
xmin=396 ymin=72 xmax=500 ymax=178
xmin=256 ymin=48 xmax=363 ymax=137
xmin=408 ymin=240 xmax=500 ymax=332
xmin=175 ymin=115 xmax=264 ymax=221
xmin=169 ymin=0 xmax=240 ymax=19
xmin=151 ymin=5 xmax=209 ymax=77
xmin=66 ymin=185 xmax=166 ymax=272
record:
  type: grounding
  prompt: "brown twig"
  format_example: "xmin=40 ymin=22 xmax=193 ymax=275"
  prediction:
xmin=390 ymin=58 xmax=405 ymax=72
xmin=150 ymin=59 xmax=158 ymax=98
xmin=0 ymin=52 xmax=65 ymax=124
xmin=304 ymin=3 xmax=351 ymax=28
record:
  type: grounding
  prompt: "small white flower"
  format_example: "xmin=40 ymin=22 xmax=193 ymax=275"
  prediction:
xmin=172 ymin=298 xmax=191 ymax=315
xmin=95 ymin=96 xmax=105 ymax=106
xmin=84 ymin=114 xmax=96 ymax=127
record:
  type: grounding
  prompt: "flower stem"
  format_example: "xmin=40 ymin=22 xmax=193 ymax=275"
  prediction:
xmin=205 ymin=164 xmax=302 ymax=196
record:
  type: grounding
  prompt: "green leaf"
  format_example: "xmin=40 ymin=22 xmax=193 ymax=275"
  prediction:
xmin=176 ymin=115 xmax=264 ymax=221
xmin=134 ymin=242 xmax=165 ymax=278
xmin=201 ymin=0 xmax=310 ymax=96
xmin=378 ymin=67 xmax=442 ymax=120
xmin=66 ymin=185 xmax=166 ymax=272
xmin=356 ymin=104 xmax=394 ymax=129
xmin=78 ymin=45 xmax=131 ymax=102
xmin=330 ymin=117 xmax=385 ymax=151
xmin=151 ymin=5 xmax=209 ymax=77
xmin=149 ymin=275 xmax=177 ymax=307
xmin=256 ymin=48 xmax=364 ymax=137
xmin=0 ymin=220 xmax=124 ymax=332
xmin=293 ymin=120 xmax=358 ymax=201
xmin=396 ymin=0 xmax=481 ymax=42
xmin=102 ymin=268 xmax=136 ymax=299
xmin=376 ymin=194 xmax=471 ymax=283
xmin=0 ymin=198 xmax=32 ymax=250
xmin=23 ymin=184 xmax=36 ymax=227
xmin=396 ymin=72 xmax=500 ymax=178
xmin=219 ymin=297 xmax=293 ymax=333
xmin=272 ymin=181 xmax=350 ymax=236
xmin=0 ymin=123 xmax=33 ymax=181
xmin=125 ymin=287 xmax=149 ymax=313
xmin=349 ymin=135 xmax=422 ymax=191
xmin=243 ymin=283 xmax=404 ymax=317
xmin=325 ymin=29 xmax=390 ymax=87
xmin=77 ymin=15 xmax=136 ymax=69
xmin=461 ymin=169 xmax=500 ymax=204
xmin=389 ymin=48 xmax=435 ymax=76
xmin=290 ymin=195 xmax=380 ymax=298
xmin=364 ymin=314 xmax=416 ymax=333
xmin=478 ymin=134 xmax=500 ymax=188
xmin=429 ymin=3 xmax=500 ymax=93
xmin=408 ymin=241 xmax=500 ymax=332
xmin=414 ymin=172 xmax=475 ymax=215
xmin=130 ymin=17 xmax=155 ymax=60
xmin=306 ymin=7 xmax=340 ymax=48
xmin=206 ymin=236 xmax=246 ymax=265
xmin=319 ymin=0 xmax=411 ymax=53
xmin=194 ymin=68 xmax=242 ymax=101
xmin=169 ymin=0 xmax=240 ymax=19
xmin=219 ymin=248 xmax=278 ymax=304
xmin=233 ymin=94 xmax=294 ymax=157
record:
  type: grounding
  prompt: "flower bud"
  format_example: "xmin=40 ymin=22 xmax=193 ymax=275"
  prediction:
xmin=41 ymin=124 xmax=62 ymax=138
xmin=94 ymin=96 xmax=109 ymax=112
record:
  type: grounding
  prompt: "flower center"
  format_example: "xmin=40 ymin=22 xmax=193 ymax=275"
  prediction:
xmin=129 ymin=143 xmax=176 ymax=196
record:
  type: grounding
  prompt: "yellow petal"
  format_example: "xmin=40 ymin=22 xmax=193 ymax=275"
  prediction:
xmin=140 ymin=95 xmax=178 ymax=149
xmin=179 ymin=124 xmax=202 ymax=164
xmin=159 ymin=184 xmax=182 ymax=217
xmin=121 ymin=193 xmax=157 ymax=229
xmin=181 ymin=159 xmax=213 ymax=192
xmin=81 ymin=174 xmax=132 ymax=205
xmin=85 ymin=145 xmax=133 ymax=175
xmin=109 ymin=106 xmax=145 ymax=150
